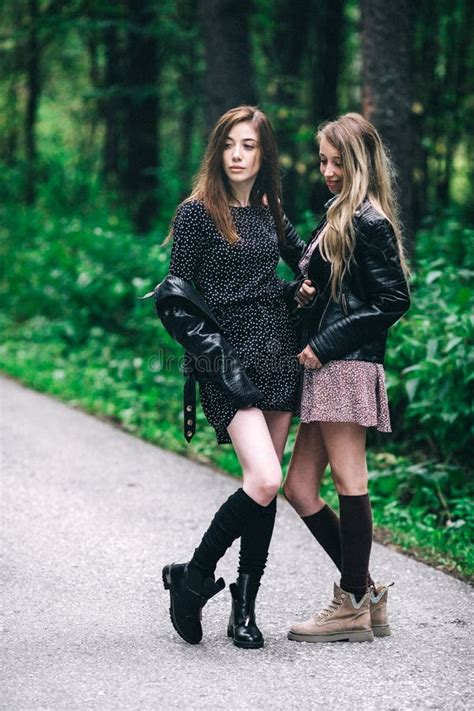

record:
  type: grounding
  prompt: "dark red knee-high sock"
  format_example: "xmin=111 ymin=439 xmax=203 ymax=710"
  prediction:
xmin=301 ymin=504 xmax=342 ymax=570
xmin=301 ymin=504 xmax=374 ymax=588
xmin=338 ymin=493 xmax=373 ymax=601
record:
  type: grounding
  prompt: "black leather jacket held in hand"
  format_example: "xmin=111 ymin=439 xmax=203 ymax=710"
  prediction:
xmin=144 ymin=274 xmax=263 ymax=442
xmin=300 ymin=199 xmax=411 ymax=365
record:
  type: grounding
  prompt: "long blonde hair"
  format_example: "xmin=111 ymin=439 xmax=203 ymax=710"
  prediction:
xmin=317 ymin=113 xmax=410 ymax=299
xmin=166 ymin=106 xmax=285 ymax=246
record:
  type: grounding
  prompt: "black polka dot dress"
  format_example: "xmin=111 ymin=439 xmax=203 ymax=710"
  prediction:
xmin=169 ymin=199 xmax=300 ymax=444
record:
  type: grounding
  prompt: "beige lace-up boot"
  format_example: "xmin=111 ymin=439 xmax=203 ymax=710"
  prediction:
xmin=370 ymin=582 xmax=394 ymax=637
xmin=288 ymin=583 xmax=374 ymax=643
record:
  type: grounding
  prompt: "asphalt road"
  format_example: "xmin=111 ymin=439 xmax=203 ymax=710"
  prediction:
xmin=1 ymin=375 xmax=472 ymax=710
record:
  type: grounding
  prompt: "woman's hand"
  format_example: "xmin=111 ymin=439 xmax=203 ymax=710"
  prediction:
xmin=297 ymin=344 xmax=322 ymax=369
xmin=295 ymin=279 xmax=317 ymax=308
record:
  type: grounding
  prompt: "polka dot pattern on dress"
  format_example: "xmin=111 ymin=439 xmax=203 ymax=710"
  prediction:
xmin=169 ymin=200 xmax=300 ymax=444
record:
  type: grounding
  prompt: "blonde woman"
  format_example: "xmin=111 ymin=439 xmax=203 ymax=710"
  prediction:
xmin=284 ymin=113 xmax=410 ymax=643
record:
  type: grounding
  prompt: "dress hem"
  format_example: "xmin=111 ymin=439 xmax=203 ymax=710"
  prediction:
xmin=214 ymin=402 xmax=298 ymax=444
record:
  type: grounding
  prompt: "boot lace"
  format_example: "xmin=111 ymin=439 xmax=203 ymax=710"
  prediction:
xmin=315 ymin=594 xmax=343 ymax=620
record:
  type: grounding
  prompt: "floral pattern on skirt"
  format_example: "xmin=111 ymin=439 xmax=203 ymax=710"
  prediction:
xmin=300 ymin=360 xmax=391 ymax=432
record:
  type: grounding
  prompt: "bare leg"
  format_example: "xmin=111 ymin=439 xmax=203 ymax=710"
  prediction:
xmin=283 ymin=422 xmax=329 ymax=516
xmin=227 ymin=408 xmax=283 ymax=506
xmin=318 ymin=421 xmax=368 ymax=495
xmin=228 ymin=409 xmax=292 ymax=583
xmin=262 ymin=410 xmax=293 ymax=463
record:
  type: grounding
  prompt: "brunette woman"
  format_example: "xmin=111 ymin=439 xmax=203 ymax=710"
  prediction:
xmin=284 ymin=113 xmax=410 ymax=643
xmin=159 ymin=106 xmax=303 ymax=649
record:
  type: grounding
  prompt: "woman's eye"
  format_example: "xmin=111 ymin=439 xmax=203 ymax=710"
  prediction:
xmin=224 ymin=143 xmax=233 ymax=149
xmin=243 ymin=144 xmax=255 ymax=151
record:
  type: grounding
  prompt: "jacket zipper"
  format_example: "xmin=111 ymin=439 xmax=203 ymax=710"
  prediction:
xmin=318 ymin=297 xmax=331 ymax=331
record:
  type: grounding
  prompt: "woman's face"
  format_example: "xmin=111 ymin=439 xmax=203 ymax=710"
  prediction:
xmin=222 ymin=121 xmax=261 ymax=188
xmin=319 ymin=135 xmax=343 ymax=194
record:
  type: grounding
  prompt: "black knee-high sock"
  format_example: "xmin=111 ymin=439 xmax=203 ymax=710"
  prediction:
xmin=301 ymin=505 xmax=342 ymax=571
xmin=190 ymin=488 xmax=268 ymax=578
xmin=301 ymin=504 xmax=375 ymax=589
xmin=338 ymin=493 xmax=373 ymax=601
xmin=239 ymin=496 xmax=277 ymax=579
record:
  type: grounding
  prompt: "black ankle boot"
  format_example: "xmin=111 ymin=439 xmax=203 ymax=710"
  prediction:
xmin=227 ymin=574 xmax=264 ymax=649
xmin=162 ymin=562 xmax=225 ymax=644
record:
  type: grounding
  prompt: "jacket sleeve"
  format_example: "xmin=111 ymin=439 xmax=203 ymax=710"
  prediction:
xmin=279 ymin=215 xmax=308 ymax=309
xmin=156 ymin=298 xmax=263 ymax=407
xmin=309 ymin=217 xmax=410 ymax=364
xmin=279 ymin=215 xmax=306 ymax=275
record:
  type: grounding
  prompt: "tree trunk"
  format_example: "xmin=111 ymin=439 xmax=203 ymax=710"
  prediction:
xmin=125 ymin=0 xmax=159 ymax=233
xmin=175 ymin=0 xmax=199 ymax=198
xmin=0 ymin=1 xmax=24 ymax=165
xmin=103 ymin=23 xmax=124 ymax=181
xmin=271 ymin=0 xmax=313 ymax=215
xmin=310 ymin=0 xmax=344 ymax=124
xmin=25 ymin=0 xmax=40 ymax=204
xmin=411 ymin=0 xmax=440 ymax=222
xmin=309 ymin=0 xmax=345 ymax=212
xmin=198 ymin=0 xmax=257 ymax=131
xmin=436 ymin=0 xmax=472 ymax=203
xmin=360 ymin=0 xmax=415 ymax=255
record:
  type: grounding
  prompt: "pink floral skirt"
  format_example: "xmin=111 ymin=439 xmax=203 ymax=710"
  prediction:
xmin=300 ymin=360 xmax=391 ymax=432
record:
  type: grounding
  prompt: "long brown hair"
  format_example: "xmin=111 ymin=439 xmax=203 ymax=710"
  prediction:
xmin=167 ymin=106 xmax=285 ymax=246
xmin=317 ymin=113 xmax=410 ymax=299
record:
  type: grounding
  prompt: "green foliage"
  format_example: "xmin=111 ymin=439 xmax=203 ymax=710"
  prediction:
xmin=367 ymin=453 xmax=473 ymax=578
xmin=384 ymin=214 xmax=473 ymax=462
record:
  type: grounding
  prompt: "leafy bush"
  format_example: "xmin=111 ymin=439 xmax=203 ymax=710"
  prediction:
xmin=384 ymin=214 xmax=473 ymax=462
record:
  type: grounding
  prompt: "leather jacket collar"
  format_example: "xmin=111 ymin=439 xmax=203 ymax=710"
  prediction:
xmin=152 ymin=274 xmax=219 ymax=327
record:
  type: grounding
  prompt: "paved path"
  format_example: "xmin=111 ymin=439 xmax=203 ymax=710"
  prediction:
xmin=1 ymin=375 xmax=472 ymax=710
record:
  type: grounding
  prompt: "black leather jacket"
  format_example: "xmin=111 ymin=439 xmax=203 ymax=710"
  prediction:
xmin=149 ymin=274 xmax=264 ymax=441
xmin=296 ymin=199 xmax=410 ymax=364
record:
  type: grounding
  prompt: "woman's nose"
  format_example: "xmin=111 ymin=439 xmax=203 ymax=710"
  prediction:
xmin=232 ymin=145 xmax=242 ymax=160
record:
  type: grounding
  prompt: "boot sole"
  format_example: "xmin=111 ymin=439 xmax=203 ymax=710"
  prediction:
xmin=373 ymin=624 xmax=391 ymax=638
xmin=287 ymin=629 xmax=374 ymax=643
xmin=233 ymin=638 xmax=264 ymax=649
xmin=162 ymin=565 xmax=202 ymax=645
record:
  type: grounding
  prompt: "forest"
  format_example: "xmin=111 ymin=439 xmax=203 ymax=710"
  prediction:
xmin=0 ymin=0 xmax=473 ymax=579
